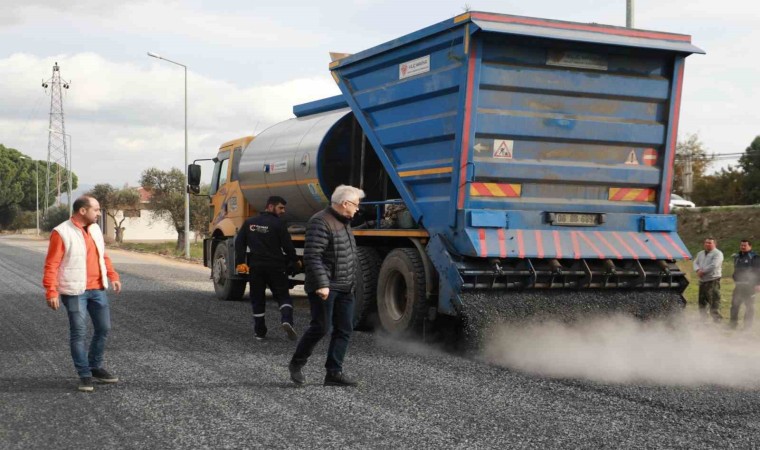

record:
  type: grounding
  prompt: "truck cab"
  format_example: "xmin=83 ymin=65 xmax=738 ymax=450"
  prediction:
xmin=203 ymin=136 xmax=254 ymax=300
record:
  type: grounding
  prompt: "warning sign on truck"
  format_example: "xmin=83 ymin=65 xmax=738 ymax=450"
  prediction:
xmin=493 ymin=139 xmax=514 ymax=159
xmin=625 ymin=150 xmax=639 ymax=165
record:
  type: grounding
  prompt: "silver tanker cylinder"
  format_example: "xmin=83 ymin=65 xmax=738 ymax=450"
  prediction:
xmin=237 ymin=108 xmax=355 ymax=224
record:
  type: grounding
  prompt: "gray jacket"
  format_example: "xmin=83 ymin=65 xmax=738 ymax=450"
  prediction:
xmin=693 ymin=249 xmax=724 ymax=283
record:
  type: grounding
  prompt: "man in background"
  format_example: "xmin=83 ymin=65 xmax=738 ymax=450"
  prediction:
xmin=729 ymin=239 xmax=760 ymax=330
xmin=235 ymin=196 xmax=298 ymax=341
xmin=693 ymin=237 xmax=724 ymax=323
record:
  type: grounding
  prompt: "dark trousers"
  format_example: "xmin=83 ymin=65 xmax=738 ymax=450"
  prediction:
xmin=730 ymin=284 xmax=755 ymax=328
xmin=290 ymin=290 xmax=354 ymax=373
xmin=249 ymin=266 xmax=293 ymax=335
xmin=698 ymin=279 xmax=722 ymax=321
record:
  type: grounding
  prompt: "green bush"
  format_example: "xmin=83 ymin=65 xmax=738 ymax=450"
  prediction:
xmin=0 ymin=204 xmax=20 ymax=230
xmin=42 ymin=205 xmax=70 ymax=231
xmin=9 ymin=210 xmax=37 ymax=231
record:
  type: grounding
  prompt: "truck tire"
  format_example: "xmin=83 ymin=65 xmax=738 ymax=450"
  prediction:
xmin=353 ymin=247 xmax=381 ymax=330
xmin=377 ymin=248 xmax=427 ymax=335
xmin=212 ymin=241 xmax=246 ymax=301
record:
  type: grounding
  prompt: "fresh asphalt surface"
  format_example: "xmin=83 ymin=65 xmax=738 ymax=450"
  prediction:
xmin=1 ymin=235 xmax=759 ymax=449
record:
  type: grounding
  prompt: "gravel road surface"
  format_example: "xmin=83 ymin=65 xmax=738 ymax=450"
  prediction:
xmin=1 ymin=235 xmax=759 ymax=449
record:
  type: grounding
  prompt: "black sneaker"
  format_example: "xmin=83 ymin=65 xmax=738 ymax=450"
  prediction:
xmin=91 ymin=368 xmax=119 ymax=383
xmin=324 ymin=372 xmax=358 ymax=387
xmin=254 ymin=326 xmax=267 ymax=341
xmin=282 ymin=322 xmax=298 ymax=341
xmin=289 ymin=362 xmax=305 ymax=385
xmin=78 ymin=377 xmax=94 ymax=392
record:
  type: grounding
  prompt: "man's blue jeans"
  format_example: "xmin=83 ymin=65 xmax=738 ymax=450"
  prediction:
xmin=60 ymin=289 xmax=111 ymax=378
xmin=291 ymin=290 xmax=354 ymax=373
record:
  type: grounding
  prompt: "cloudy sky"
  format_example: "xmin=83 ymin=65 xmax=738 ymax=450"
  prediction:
xmin=1 ymin=0 xmax=758 ymax=188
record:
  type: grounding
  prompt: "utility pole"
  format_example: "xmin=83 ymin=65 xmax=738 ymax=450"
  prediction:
xmin=626 ymin=0 xmax=635 ymax=28
xmin=147 ymin=52 xmax=191 ymax=258
xmin=683 ymin=151 xmax=694 ymax=200
xmin=41 ymin=62 xmax=71 ymax=216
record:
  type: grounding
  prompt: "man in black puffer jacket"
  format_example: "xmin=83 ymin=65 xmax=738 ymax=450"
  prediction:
xmin=289 ymin=185 xmax=365 ymax=387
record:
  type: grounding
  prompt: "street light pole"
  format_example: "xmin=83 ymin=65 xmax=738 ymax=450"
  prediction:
xmin=34 ymin=161 xmax=39 ymax=235
xmin=20 ymin=156 xmax=39 ymax=236
xmin=147 ymin=51 xmax=191 ymax=258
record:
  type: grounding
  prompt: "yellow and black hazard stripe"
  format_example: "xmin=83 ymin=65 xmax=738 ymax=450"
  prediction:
xmin=608 ymin=187 xmax=656 ymax=202
xmin=470 ymin=182 xmax=522 ymax=197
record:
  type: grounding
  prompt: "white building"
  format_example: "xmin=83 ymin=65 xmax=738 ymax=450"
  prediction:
xmin=102 ymin=187 xmax=196 ymax=243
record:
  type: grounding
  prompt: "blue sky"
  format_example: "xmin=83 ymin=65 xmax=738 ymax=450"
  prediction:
xmin=1 ymin=0 xmax=758 ymax=187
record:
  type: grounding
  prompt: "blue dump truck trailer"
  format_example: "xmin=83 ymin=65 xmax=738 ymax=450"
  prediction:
xmin=190 ymin=12 xmax=703 ymax=340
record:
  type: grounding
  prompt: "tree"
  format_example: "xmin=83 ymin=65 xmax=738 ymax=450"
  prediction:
xmin=0 ymin=144 xmax=36 ymax=229
xmin=0 ymin=145 xmax=29 ymax=211
xmin=0 ymin=143 xmax=78 ymax=220
xmin=738 ymin=136 xmax=760 ymax=204
xmin=140 ymin=167 xmax=187 ymax=250
xmin=190 ymin=184 xmax=211 ymax=242
xmin=88 ymin=184 xmax=141 ymax=243
xmin=42 ymin=205 xmax=70 ymax=232
xmin=672 ymin=133 xmax=713 ymax=197
xmin=691 ymin=166 xmax=744 ymax=206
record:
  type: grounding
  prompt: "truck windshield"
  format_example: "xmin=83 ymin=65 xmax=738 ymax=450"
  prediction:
xmin=208 ymin=157 xmax=229 ymax=196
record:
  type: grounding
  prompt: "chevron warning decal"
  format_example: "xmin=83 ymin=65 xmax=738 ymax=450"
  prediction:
xmin=470 ymin=182 xmax=522 ymax=197
xmin=609 ymin=187 xmax=656 ymax=202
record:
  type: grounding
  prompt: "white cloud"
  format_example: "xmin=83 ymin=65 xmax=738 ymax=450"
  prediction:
xmin=0 ymin=52 xmax=339 ymax=186
xmin=1 ymin=1 xmax=326 ymax=49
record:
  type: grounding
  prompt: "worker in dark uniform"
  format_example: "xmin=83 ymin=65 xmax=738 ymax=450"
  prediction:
xmin=730 ymin=239 xmax=760 ymax=330
xmin=235 ymin=196 xmax=299 ymax=341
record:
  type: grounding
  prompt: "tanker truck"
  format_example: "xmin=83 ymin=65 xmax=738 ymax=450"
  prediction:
xmin=188 ymin=11 xmax=703 ymax=337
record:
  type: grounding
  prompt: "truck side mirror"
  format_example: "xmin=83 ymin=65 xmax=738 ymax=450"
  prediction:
xmin=187 ymin=164 xmax=202 ymax=191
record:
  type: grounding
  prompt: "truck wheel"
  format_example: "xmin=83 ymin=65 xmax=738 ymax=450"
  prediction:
xmin=377 ymin=248 xmax=427 ymax=335
xmin=353 ymin=247 xmax=381 ymax=330
xmin=212 ymin=241 xmax=246 ymax=301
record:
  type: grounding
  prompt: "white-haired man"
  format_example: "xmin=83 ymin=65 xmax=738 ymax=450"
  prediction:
xmin=289 ymin=185 xmax=365 ymax=387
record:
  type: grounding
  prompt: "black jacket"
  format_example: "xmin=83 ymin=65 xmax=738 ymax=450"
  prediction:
xmin=235 ymin=212 xmax=296 ymax=269
xmin=733 ymin=251 xmax=760 ymax=285
xmin=304 ymin=207 xmax=357 ymax=293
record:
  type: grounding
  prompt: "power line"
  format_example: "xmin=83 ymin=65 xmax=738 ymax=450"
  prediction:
xmin=675 ymin=153 xmax=744 ymax=161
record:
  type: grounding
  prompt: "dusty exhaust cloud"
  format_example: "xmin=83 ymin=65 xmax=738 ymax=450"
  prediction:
xmin=483 ymin=315 xmax=760 ymax=388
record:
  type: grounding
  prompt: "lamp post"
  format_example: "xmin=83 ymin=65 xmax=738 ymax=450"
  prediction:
xmin=20 ymin=156 xmax=40 ymax=236
xmin=147 ymin=51 xmax=190 ymax=258
xmin=48 ymin=128 xmax=73 ymax=215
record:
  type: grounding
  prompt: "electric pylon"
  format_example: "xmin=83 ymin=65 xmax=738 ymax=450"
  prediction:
xmin=41 ymin=62 xmax=71 ymax=215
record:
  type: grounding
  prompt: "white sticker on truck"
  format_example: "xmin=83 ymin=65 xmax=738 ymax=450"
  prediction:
xmin=546 ymin=50 xmax=608 ymax=71
xmin=399 ymin=55 xmax=430 ymax=80
xmin=269 ymin=161 xmax=288 ymax=174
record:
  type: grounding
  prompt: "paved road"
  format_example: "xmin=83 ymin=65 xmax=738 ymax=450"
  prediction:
xmin=2 ymin=235 xmax=759 ymax=449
